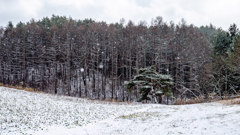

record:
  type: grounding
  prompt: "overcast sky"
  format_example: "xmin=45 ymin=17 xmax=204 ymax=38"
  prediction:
xmin=0 ymin=0 xmax=240 ymax=30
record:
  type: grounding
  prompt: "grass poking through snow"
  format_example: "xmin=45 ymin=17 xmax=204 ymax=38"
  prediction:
xmin=0 ymin=87 xmax=144 ymax=134
xmin=1 ymin=86 xmax=240 ymax=135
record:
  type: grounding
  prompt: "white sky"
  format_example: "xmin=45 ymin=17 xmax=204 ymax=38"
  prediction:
xmin=0 ymin=0 xmax=240 ymax=30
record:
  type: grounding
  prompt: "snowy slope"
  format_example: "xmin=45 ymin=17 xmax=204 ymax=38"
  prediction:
xmin=0 ymin=86 xmax=240 ymax=135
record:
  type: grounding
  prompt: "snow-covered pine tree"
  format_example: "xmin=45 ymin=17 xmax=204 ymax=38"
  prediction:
xmin=125 ymin=66 xmax=173 ymax=103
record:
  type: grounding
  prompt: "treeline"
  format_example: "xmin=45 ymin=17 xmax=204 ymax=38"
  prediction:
xmin=0 ymin=15 xmax=239 ymax=102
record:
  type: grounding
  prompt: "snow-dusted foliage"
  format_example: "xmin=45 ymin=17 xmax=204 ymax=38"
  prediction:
xmin=126 ymin=66 xmax=173 ymax=103
xmin=1 ymin=87 xmax=240 ymax=135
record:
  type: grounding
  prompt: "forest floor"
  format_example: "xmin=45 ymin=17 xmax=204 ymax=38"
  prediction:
xmin=0 ymin=86 xmax=240 ymax=135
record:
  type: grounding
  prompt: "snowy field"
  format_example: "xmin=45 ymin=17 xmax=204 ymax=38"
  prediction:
xmin=0 ymin=86 xmax=240 ymax=135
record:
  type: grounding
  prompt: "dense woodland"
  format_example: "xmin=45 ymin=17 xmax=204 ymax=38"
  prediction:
xmin=0 ymin=15 xmax=240 ymax=103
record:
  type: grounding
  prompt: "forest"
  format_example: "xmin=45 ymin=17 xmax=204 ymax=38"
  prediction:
xmin=0 ymin=15 xmax=240 ymax=103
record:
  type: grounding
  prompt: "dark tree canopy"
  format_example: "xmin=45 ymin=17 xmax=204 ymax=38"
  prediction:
xmin=4 ymin=15 xmax=237 ymax=104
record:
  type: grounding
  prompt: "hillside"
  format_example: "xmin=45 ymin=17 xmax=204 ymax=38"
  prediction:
xmin=0 ymin=87 xmax=240 ymax=135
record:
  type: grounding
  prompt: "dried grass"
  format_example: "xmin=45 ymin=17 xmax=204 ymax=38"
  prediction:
xmin=0 ymin=84 xmax=35 ymax=92
xmin=4 ymin=84 xmax=9 ymax=87
xmin=231 ymin=99 xmax=240 ymax=105
xmin=174 ymin=96 xmax=205 ymax=105
xmin=216 ymin=98 xmax=240 ymax=105
xmin=16 ymin=86 xmax=23 ymax=90
xmin=236 ymin=93 xmax=240 ymax=98
xmin=174 ymin=93 xmax=240 ymax=105
xmin=84 ymin=98 xmax=134 ymax=105
xmin=24 ymin=87 xmax=35 ymax=92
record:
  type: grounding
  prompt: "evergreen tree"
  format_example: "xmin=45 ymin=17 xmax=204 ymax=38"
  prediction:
xmin=229 ymin=23 xmax=239 ymax=40
xmin=125 ymin=66 xmax=173 ymax=103
xmin=211 ymin=24 xmax=240 ymax=98
xmin=7 ymin=21 xmax=14 ymax=29
xmin=198 ymin=23 xmax=220 ymax=42
xmin=212 ymin=30 xmax=232 ymax=56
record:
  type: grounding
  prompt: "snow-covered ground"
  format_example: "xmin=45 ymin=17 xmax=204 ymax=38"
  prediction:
xmin=0 ymin=86 xmax=240 ymax=135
